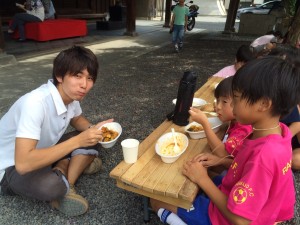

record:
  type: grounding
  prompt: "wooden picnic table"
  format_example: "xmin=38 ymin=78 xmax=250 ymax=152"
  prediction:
xmin=109 ymin=76 xmax=224 ymax=214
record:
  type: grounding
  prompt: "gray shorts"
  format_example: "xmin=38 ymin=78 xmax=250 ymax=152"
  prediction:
xmin=0 ymin=131 xmax=99 ymax=201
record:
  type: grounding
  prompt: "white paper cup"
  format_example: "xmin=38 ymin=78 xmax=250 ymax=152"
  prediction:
xmin=121 ymin=139 xmax=140 ymax=164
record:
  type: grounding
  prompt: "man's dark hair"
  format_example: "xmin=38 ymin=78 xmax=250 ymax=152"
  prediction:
xmin=52 ymin=46 xmax=99 ymax=86
xmin=232 ymin=56 xmax=300 ymax=117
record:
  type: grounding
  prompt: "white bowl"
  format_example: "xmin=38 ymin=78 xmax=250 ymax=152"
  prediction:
xmin=155 ymin=132 xmax=189 ymax=163
xmin=185 ymin=117 xmax=223 ymax=139
xmin=172 ymin=98 xmax=207 ymax=107
xmin=98 ymin=122 xmax=122 ymax=148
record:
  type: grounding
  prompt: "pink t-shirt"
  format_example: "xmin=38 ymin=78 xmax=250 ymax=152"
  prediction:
xmin=223 ymin=122 xmax=252 ymax=157
xmin=213 ymin=65 xmax=236 ymax=78
xmin=209 ymin=123 xmax=295 ymax=225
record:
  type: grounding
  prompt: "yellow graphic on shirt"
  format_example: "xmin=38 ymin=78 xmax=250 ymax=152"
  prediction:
xmin=231 ymin=162 xmax=238 ymax=178
xmin=282 ymin=159 xmax=292 ymax=175
xmin=233 ymin=187 xmax=248 ymax=204
xmin=227 ymin=136 xmax=239 ymax=151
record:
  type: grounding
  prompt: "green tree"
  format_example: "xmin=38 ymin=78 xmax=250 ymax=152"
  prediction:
xmin=286 ymin=0 xmax=300 ymax=46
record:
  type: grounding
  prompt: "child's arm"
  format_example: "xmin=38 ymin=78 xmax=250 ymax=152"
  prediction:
xmin=194 ymin=153 xmax=233 ymax=168
xmin=289 ymin=122 xmax=300 ymax=136
xmin=183 ymin=160 xmax=251 ymax=225
xmin=189 ymin=107 xmax=228 ymax=157
xmin=16 ymin=3 xmax=26 ymax=11
xmin=184 ymin=14 xmax=188 ymax=31
xmin=170 ymin=12 xmax=175 ymax=28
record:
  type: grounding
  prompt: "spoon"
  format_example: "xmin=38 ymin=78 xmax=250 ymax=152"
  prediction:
xmin=171 ymin=128 xmax=180 ymax=153
xmin=202 ymin=111 xmax=218 ymax=117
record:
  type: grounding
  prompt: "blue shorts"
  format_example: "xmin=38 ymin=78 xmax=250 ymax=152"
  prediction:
xmin=177 ymin=176 xmax=223 ymax=225
xmin=178 ymin=194 xmax=212 ymax=225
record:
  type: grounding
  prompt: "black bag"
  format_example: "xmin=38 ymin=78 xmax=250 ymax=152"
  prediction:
xmin=167 ymin=71 xmax=197 ymax=126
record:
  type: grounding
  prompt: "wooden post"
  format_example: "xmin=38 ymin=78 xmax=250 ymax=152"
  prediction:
xmin=0 ymin=17 xmax=5 ymax=53
xmin=163 ymin=0 xmax=172 ymax=28
xmin=124 ymin=0 xmax=137 ymax=36
xmin=223 ymin=0 xmax=240 ymax=33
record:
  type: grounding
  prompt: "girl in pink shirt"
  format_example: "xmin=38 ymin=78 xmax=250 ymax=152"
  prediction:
xmin=189 ymin=76 xmax=252 ymax=170
xmin=150 ymin=56 xmax=300 ymax=225
xmin=213 ymin=45 xmax=255 ymax=78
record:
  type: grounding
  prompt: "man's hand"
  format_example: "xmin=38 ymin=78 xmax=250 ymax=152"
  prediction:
xmin=76 ymin=126 xmax=104 ymax=147
xmin=76 ymin=118 xmax=114 ymax=147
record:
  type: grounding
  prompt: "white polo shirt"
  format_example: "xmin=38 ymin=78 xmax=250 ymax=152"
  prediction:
xmin=0 ymin=80 xmax=82 ymax=182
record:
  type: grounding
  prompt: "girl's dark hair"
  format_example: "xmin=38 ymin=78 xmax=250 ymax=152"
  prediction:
xmin=214 ymin=76 xmax=233 ymax=99
xmin=52 ymin=46 xmax=99 ymax=86
xmin=236 ymin=45 xmax=255 ymax=63
xmin=232 ymin=56 xmax=300 ymax=117
xmin=269 ymin=44 xmax=300 ymax=68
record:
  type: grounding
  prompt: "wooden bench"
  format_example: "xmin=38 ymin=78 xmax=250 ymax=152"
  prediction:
xmin=56 ymin=13 xmax=107 ymax=21
xmin=11 ymin=19 xmax=87 ymax=42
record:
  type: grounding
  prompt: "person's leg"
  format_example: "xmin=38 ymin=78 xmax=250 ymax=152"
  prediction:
xmin=68 ymin=154 xmax=95 ymax=185
xmin=151 ymin=198 xmax=178 ymax=214
xmin=8 ymin=13 xmax=27 ymax=33
xmin=177 ymin=26 xmax=185 ymax=49
xmin=172 ymin=25 xmax=180 ymax=52
xmin=150 ymin=199 xmax=187 ymax=225
xmin=0 ymin=166 xmax=67 ymax=201
xmin=11 ymin=13 xmax=42 ymax=40
xmin=172 ymin=25 xmax=178 ymax=45
xmin=151 ymin=194 xmax=211 ymax=225
xmin=55 ymin=131 xmax=101 ymax=185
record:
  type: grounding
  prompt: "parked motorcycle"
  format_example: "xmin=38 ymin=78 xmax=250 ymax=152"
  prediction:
xmin=171 ymin=0 xmax=199 ymax=31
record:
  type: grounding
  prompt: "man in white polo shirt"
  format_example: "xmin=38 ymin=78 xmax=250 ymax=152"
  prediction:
xmin=0 ymin=46 xmax=112 ymax=216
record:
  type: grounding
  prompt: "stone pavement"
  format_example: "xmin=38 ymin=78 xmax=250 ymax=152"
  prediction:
xmin=1 ymin=17 xmax=299 ymax=225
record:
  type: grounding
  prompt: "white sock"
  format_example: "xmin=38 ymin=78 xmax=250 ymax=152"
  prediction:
xmin=157 ymin=208 xmax=187 ymax=225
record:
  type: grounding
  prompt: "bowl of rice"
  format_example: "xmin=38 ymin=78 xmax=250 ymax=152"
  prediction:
xmin=155 ymin=131 xmax=189 ymax=163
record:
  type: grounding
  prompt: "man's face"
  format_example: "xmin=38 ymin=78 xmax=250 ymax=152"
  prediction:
xmin=56 ymin=68 xmax=94 ymax=104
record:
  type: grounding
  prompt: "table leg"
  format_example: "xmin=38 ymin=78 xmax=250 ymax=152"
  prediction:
xmin=143 ymin=196 xmax=150 ymax=223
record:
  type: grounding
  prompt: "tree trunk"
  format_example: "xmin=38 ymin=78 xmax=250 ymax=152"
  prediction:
xmin=287 ymin=7 xmax=300 ymax=47
xmin=124 ymin=0 xmax=137 ymax=36
xmin=0 ymin=17 xmax=4 ymax=52
xmin=224 ymin=0 xmax=240 ymax=33
xmin=164 ymin=0 xmax=172 ymax=27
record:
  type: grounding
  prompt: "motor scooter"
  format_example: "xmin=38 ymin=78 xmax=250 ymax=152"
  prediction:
xmin=171 ymin=0 xmax=199 ymax=31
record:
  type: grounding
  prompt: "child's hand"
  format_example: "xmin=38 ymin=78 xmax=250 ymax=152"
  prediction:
xmin=193 ymin=153 xmax=223 ymax=167
xmin=189 ymin=107 xmax=209 ymax=127
xmin=182 ymin=159 xmax=208 ymax=184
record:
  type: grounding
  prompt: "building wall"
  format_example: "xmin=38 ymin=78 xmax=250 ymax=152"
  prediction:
xmin=0 ymin=0 xmax=162 ymax=23
xmin=0 ymin=0 xmax=117 ymax=22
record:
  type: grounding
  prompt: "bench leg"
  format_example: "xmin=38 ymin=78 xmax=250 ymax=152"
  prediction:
xmin=143 ymin=196 xmax=151 ymax=223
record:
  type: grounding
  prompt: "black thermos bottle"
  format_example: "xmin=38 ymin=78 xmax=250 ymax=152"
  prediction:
xmin=172 ymin=71 xmax=197 ymax=126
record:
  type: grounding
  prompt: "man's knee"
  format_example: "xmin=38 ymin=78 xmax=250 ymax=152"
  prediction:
xmin=37 ymin=169 xmax=68 ymax=201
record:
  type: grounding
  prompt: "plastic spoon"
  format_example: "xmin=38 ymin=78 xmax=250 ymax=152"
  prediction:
xmin=171 ymin=128 xmax=180 ymax=153
xmin=202 ymin=111 xmax=218 ymax=116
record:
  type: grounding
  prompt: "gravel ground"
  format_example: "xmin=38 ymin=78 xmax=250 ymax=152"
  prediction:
xmin=0 ymin=31 xmax=299 ymax=225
